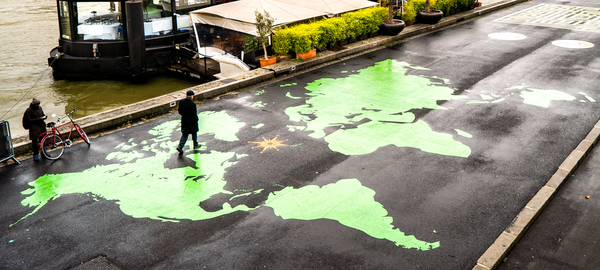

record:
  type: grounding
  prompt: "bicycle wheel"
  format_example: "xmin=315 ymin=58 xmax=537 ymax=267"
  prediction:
xmin=75 ymin=124 xmax=90 ymax=145
xmin=41 ymin=134 xmax=65 ymax=160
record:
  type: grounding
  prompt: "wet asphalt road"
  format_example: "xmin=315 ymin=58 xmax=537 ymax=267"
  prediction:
xmin=2 ymin=0 xmax=600 ymax=269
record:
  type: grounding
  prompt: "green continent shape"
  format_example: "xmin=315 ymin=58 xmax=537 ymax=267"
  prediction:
xmin=264 ymin=179 xmax=440 ymax=250
xmin=325 ymin=120 xmax=470 ymax=157
xmin=17 ymin=114 xmax=252 ymax=225
xmin=20 ymin=150 xmax=251 ymax=223
xmin=285 ymin=59 xmax=470 ymax=157
xmin=198 ymin=110 xmax=245 ymax=141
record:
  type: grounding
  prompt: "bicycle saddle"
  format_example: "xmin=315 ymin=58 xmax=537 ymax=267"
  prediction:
xmin=47 ymin=122 xmax=56 ymax=127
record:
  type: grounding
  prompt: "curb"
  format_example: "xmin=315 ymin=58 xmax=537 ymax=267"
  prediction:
xmin=8 ymin=0 xmax=528 ymax=159
xmin=473 ymin=120 xmax=600 ymax=270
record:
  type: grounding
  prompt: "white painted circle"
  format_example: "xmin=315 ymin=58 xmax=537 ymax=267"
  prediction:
xmin=552 ymin=40 xmax=594 ymax=49
xmin=488 ymin=32 xmax=527 ymax=40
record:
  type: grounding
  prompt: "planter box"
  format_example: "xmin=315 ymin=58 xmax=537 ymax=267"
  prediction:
xmin=358 ymin=34 xmax=369 ymax=41
xmin=369 ymin=31 xmax=379 ymax=38
xmin=296 ymin=48 xmax=316 ymax=60
xmin=380 ymin=19 xmax=406 ymax=35
xmin=259 ymin=57 xmax=276 ymax=67
xmin=339 ymin=39 xmax=349 ymax=46
xmin=417 ymin=10 xmax=443 ymax=24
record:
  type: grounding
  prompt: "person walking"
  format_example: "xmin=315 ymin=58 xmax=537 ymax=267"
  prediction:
xmin=22 ymin=98 xmax=47 ymax=161
xmin=176 ymin=90 xmax=199 ymax=154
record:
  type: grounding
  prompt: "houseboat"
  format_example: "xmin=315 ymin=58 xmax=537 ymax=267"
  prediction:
xmin=48 ymin=0 xmax=241 ymax=82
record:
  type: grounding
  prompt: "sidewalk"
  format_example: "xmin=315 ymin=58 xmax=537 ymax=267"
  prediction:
xmin=497 ymin=130 xmax=600 ymax=269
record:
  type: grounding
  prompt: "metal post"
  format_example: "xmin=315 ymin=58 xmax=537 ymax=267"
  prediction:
xmin=126 ymin=0 xmax=146 ymax=77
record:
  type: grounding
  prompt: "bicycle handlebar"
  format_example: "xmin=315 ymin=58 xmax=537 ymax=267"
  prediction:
xmin=56 ymin=108 xmax=78 ymax=122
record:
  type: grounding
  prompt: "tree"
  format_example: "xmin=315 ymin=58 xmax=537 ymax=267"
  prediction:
xmin=255 ymin=11 xmax=275 ymax=60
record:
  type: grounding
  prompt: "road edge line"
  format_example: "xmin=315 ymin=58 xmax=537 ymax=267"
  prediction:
xmin=473 ymin=121 xmax=600 ymax=270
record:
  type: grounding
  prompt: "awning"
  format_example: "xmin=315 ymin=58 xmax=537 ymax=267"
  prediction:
xmin=189 ymin=0 xmax=377 ymax=36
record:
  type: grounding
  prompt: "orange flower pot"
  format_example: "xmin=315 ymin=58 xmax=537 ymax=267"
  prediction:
xmin=296 ymin=49 xmax=317 ymax=60
xmin=259 ymin=56 xmax=276 ymax=67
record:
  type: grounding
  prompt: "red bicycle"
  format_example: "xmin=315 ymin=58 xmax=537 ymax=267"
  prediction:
xmin=39 ymin=108 xmax=90 ymax=160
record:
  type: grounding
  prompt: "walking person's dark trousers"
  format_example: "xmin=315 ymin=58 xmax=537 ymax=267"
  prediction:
xmin=178 ymin=131 xmax=198 ymax=150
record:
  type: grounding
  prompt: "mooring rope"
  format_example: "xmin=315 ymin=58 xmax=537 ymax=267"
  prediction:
xmin=0 ymin=54 xmax=59 ymax=120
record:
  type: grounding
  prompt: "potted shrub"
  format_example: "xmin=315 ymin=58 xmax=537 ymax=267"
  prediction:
xmin=363 ymin=7 xmax=387 ymax=39
xmin=312 ymin=20 xmax=333 ymax=51
xmin=325 ymin=17 xmax=349 ymax=49
xmin=291 ymin=24 xmax=319 ymax=60
xmin=379 ymin=0 xmax=405 ymax=36
xmin=415 ymin=0 xmax=444 ymax=24
xmin=272 ymin=27 xmax=294 ymax=61
xmin=403 ymin=1 xmax=417 ymax=26
xmin=432 ymin=0 xmax=452 ymax=17
xmin=255 ymin=10 xmax=276 ymax=67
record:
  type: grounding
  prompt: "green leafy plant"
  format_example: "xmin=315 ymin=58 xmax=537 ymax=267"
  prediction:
xmin=312 ymin=20 xmax=335 ymax=48
xmin=272 ymin=27 xmax=293 ymax=56
xmin=271 ymin=7 xmax=386 ymax=55
xmin=255 ymin=10 xmax=275 ymax=60
xmin=458 ymin=0 xmax=470 ymax=8
xmin=343 ymin=7 xmax=385 ymax=37
xmin=432 ymin=0 xmax=453 ymax=14
xmin=403 ymin=1 xmax=418 ymax=22
xmin=290 ymin=24 xmax=319 ymax=53
xmin=327 ymin=17 xmax=350 ymax=42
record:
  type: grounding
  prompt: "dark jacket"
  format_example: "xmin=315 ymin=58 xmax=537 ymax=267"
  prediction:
xmin=23 ymin=104 xmax=46 ymax=139
xmin=178 ymin=97 xmax=199 ymax=133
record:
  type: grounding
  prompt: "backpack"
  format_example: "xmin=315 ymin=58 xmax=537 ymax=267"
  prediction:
xmin=22 ymin=108 xmax=31 ymax=130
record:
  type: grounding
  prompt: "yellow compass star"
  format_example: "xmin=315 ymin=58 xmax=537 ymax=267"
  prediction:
xmin=248 ymin=135 xmax=290 ymax=153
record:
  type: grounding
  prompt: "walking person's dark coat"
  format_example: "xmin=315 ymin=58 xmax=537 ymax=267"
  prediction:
xmin=176 ymin=90 xmax=199 ymax=154
xmin=178 ymin=97 xmax=199 ymax=134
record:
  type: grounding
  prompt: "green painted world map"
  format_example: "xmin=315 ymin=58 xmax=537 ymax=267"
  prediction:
xmin=15 ymin=60 xmax=595 ymax=250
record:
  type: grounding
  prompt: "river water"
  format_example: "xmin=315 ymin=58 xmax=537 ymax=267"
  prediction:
xmin=0 ymin=0 xmax=197 ymax=139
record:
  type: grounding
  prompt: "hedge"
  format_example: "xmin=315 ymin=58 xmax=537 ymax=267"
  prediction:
xmin=403 ymin=0 xmax=477 ymax=20
xmin=272 ymin=6 xmax=387 ymax=55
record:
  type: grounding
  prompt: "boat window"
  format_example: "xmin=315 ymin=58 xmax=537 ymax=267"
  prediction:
xmin=74 ymin=2 xmax=124 ymax=41
xmin=142 ymin=0 xmax=174 ymax=36
xmin=58 ymin=1 xmax=71 ymax=40
xmin=169 ymin=0 xmax=211 ymax=33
